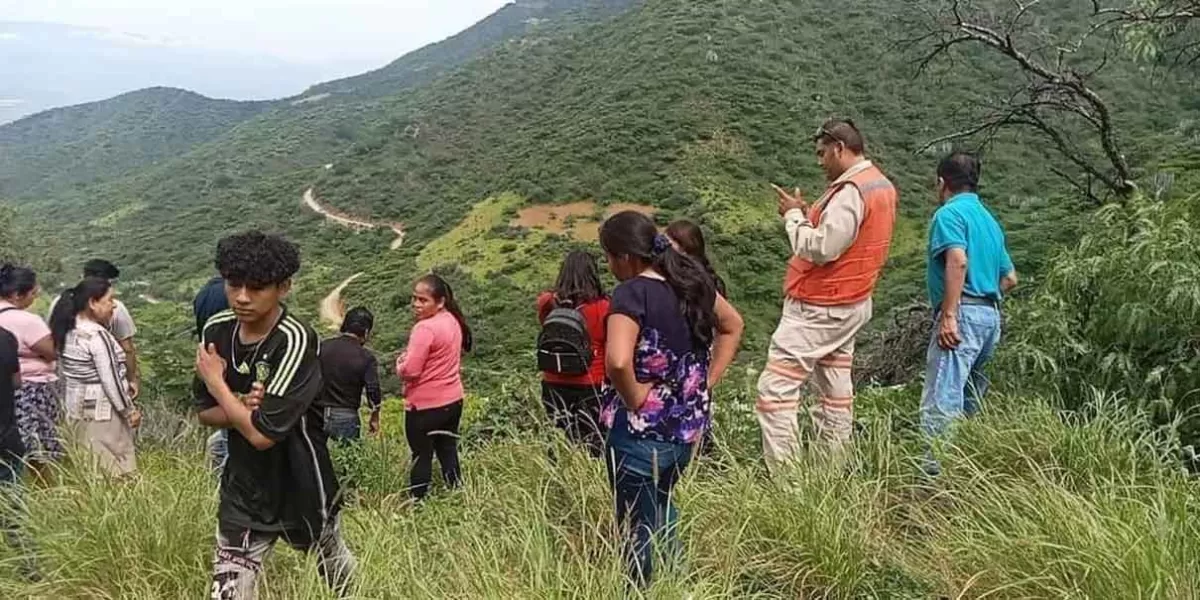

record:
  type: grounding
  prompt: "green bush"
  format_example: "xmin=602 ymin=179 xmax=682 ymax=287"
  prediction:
xmin=1001 ymin=194 xmax=1200 ymax=450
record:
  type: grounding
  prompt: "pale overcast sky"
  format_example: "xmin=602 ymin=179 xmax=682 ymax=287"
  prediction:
xmin=1 ymin=0 xmax=512 ymax=67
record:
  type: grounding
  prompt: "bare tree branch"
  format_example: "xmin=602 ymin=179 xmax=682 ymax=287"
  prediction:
xmin=911 ymin=0 xmax=1139 ymax=198
xmin=1050 ymin=165 xmax=1102 ymax=205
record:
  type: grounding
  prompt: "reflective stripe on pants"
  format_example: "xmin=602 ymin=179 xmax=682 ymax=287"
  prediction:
xmin=756 ymin=297 xmax=871 ymax=470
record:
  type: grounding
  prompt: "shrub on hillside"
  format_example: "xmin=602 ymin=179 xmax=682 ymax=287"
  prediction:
xmin=1001 ymin=195 xmax=1200 ymax=452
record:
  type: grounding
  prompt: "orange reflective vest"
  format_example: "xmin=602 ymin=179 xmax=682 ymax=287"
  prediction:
xmin=784 ymin=164 xmax=897 ymax=306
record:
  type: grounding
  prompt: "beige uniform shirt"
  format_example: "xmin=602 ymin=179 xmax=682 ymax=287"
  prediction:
xmin=783 ymin=159 xmax=872 ymax=266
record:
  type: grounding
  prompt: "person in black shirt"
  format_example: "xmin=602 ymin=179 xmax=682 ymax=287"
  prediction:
xmin=0 ymin=326 xmax=35 ymax=580
xmin=194 ymin=275 xmax=229 ymax=338
xmin=193 ymin=232 xmax=354 ymax=600
xmin=319 ymin=307 xmax=382 ymax=441
xmin=0 ymin=327 xmax=26 ymax=480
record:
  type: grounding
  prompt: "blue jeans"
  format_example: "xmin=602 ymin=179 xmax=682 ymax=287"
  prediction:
xmin=920 ymin=303 xmax=1002 ymax=475
xmin=0 ymin=454 xmax=30 ymax=558
xmin=207 ymin=429 xmax=229 ymax=473
xmin=324 ymin=407 xmax=362 ymax=442
xmin=605 ymin=410 xmax=695 ymax=587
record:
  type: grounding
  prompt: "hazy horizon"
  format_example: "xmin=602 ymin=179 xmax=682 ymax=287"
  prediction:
xmin=0 ymin=0 xmax=512 ymax=67
xmin=0 ymin=1 xmax=513 ymax=123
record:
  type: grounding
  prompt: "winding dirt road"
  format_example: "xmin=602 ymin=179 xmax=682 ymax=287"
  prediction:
xmin=319 ymin=272 xmax=364 ymax=327
xmin=304 ymin=187 xmax=405 ymax=327
xmin=303 ymin=188 xmax=405 ymax=249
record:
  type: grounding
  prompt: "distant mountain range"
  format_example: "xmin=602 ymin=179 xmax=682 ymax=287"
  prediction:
xmin=0 ymin=21 xmax=369 ymax=124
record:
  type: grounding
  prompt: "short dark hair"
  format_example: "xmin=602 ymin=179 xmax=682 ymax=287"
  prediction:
xmin=0 ymin=264 xmax=37 ymax=298
xmin=215 ymin=231 xmax=301 ymax=288
xmin=938 ymin=151 xmax=982 ymax=193
xmin=83 ymin=259 xmax=120 ymax=280
xmin=341 ymin=307 xmax=374 ymax=337
xmin=813 ymin=118 xmax=865 ymax=154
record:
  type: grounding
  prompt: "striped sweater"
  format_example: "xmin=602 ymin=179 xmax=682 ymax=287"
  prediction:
xmin=61 ymin=318 xmax=133 ymax=420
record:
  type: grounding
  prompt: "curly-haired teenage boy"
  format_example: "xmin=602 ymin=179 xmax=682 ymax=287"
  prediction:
xmin=193 ymin=231 xmax=354 ymax=600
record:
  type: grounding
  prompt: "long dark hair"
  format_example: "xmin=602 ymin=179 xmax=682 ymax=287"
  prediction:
xmin=49 ymin=278 xmax=111 ymax=351
xmin=552 ymin=250 xmax=606 ymax=308
xmin=600 ymin=211 xmax=716 ymax=349
xmin=665 ymin=220 xmax=727 ymax=297
xmin=0 ymin=264 xmax=37 ymax=299
xmin=418 ymin=274 xmax=473 ymax=353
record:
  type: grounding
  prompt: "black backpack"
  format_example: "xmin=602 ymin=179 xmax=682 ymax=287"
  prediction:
xmin=537 ymin=302 xmax=593 ymax=375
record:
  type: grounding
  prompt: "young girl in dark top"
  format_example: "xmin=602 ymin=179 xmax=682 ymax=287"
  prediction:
xmin=666 ymin=219 xmax=727 ymax=458
xmin=537 ymin=250 xmax=610 ymax=457
xmin=665 ymin=220 xmax=727 ymax=297
xmin=599 ymin=211 xmax=744 ymax=586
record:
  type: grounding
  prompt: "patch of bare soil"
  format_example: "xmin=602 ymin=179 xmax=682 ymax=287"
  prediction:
xmin=512 ymin=201 xmax=656 ymax=241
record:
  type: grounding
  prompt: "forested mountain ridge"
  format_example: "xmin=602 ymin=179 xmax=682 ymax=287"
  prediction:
xmin=0 ymin=88 xmax=274 ymax=197
xmin=303 ymin=0 xmax=643 ymax=101
xmin=3 ymin=0 xmax=1197 ymax=370
xmin=0 ymin=0 xmax=643 ymax=203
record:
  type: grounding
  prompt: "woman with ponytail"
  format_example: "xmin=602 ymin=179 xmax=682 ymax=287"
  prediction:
xmin=598 ymin=211 xmax=744 ymax=586
xmin=0 ymin=264 xmax=63 ymax=472
xmin=50 ymin=278 xmax=142 ymax=476
xmin=395 ymin=273 xmax=471 ymax=500
xmin=665 ymin=220 xmax=726 ymax=457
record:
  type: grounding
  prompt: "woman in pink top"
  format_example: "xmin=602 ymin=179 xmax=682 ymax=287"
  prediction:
xmin=0 ymin=264 xmax=64 ymax=469
xmin=395 ymin=274 xmax=471 ymax=500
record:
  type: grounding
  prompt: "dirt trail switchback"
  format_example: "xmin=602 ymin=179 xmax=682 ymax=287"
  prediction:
xmin=304 ymin=187 xmax=404 ymax=328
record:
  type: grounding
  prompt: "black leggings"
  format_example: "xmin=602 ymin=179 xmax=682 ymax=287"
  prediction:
xmin=405 ymin=400 xmax=463 ymax=500
xmin=541 ymin=382 xmax=604 ymax=458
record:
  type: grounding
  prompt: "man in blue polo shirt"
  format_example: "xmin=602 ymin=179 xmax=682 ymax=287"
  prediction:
xmin=921 ymin=151 xmax=1018 ymax=476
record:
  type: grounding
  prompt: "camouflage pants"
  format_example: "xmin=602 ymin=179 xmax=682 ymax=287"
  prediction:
xmin=210 ymin=516 xmax=354 ymax=600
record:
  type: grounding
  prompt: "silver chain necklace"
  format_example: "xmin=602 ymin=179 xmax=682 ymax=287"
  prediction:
xmin=231 ymin=310 xmax=283 ymax=376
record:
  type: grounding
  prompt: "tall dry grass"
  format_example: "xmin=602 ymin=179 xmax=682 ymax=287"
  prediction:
xmin=0 ymin=384 xmax=1194 ymax=599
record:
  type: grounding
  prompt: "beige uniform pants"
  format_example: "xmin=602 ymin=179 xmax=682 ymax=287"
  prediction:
xmin=756 ymin=297 xmax=872 ymax=469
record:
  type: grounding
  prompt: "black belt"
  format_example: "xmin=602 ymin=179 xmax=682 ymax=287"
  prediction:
xmin=961 ymin=295 xmax=998 ymax=307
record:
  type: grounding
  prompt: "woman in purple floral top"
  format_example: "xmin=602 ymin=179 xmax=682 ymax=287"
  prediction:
xmin=599 ymin=211 xmax=743 ymax=587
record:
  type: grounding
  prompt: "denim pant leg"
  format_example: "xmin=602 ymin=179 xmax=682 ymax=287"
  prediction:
xmin=920 ymin=305 xmax=1001 ymax=472
xmin=0 ymin=457 xmax=23 ymax=547
xmin=606 ymin=418 xmax=693 ymax=587
xmin=963 ymin=314 xmax=1001 ymax=418
xmin=325 ymin=408 xmax=362 ymax=442
xmin=207 ymin=429 xmax=229 ymax=473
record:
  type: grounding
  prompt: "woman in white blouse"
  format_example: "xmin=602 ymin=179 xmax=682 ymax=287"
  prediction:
xmin=49 ymin=278 xmax=142 ymax=477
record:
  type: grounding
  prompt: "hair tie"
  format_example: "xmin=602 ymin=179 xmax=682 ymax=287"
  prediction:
xmin=651 ymin=233 xmax=672 ymax=257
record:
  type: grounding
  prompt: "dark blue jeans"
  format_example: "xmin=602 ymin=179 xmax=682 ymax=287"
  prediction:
xmin=605 ymin=410 xmax=695 ymax=587
xmin=0 ymin=453 xmax=31 ymax=559
xmin=324 ymin=407 xmax=362 ymax=442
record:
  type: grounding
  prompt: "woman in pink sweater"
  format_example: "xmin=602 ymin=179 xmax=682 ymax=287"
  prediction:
xmin=395 ymin=274 xmax=471 ymax=500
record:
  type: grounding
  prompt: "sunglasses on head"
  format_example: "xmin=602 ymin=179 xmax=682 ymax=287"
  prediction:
xmin=813 ymin=118 xmax=857 ymax=145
